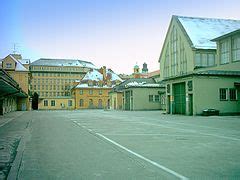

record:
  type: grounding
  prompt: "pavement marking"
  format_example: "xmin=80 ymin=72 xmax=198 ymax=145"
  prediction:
xmin=96 ymin=133 xmax=188 ymax=180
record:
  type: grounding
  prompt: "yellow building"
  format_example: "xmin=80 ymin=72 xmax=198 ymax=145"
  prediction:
xmin=38 ymin=97 xmax=75 ymax=110
xmin=29 ymin=58 xmax=96 ymax=110
xmin=72 ymin=67 xmax=123 ymax=109
xmin=1 ymin=54 xmax=30 ymax=111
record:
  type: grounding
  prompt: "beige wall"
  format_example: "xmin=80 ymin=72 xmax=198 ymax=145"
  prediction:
xmin=109 ymin=92 xmax=123 ymax=110
xmin=38 ymin=98 xmax=75 ymax=110
xmin=74 ymin=88 xmax=111 ymax=109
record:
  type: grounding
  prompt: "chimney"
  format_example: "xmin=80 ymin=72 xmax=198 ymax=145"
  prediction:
xmin=102 ymin=66 xmax=107 ymax=81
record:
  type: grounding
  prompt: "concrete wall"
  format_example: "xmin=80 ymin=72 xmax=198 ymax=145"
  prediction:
xmin=131 ymin=88 xmax=161 ymax=110
xmin=194 ymin=76 xmax=240 ymax=115
xmin=109 ymin=92 xmax=123 ymax=110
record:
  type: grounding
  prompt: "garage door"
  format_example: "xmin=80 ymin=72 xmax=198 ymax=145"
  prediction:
xmin=173 ymin=82 xmax=186 ymax=114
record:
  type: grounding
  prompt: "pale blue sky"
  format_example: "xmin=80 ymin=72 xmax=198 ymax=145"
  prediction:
xmin=1 ymin=0 xmax=240 ymax=73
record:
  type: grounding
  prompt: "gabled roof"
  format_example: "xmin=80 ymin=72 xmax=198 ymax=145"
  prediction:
xmin=176 ymin=16 xmax=240 ymax=49
xmin=9 ymin=55 xmax=28 ymax=71
xmin=82 ymin=69 xmax=123 ymax=82
xmin=31 ymin=58 xmax=96 ymax=69
xmin=82 ymin=69 xmax=103 ymax=81
xmin=212 ymin=29 xmax=240 ymax=41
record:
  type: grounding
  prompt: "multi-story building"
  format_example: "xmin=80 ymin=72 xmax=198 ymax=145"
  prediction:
xmin=72 ymin=66 xmax=123 ymax=109
xmin=30 ymin=58 xmax=96 ymax=109
xmin=0 ymin=54 xmax=30 ymax=113
xmin=159 ymin=16 xmax=240 ymax=115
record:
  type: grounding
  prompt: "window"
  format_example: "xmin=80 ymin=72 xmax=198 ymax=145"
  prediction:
xmin=232 ymin=36 xmax=240 ymax=62
xmin=79 ymin=90 xmax=83 ymax=95
xmin=44 ymin=100 xmax=48 ymax=106
xmin=99 ymin=90 xmax=102 ymax=95
xmin=68 ymin=100 xmax=72 ymax=106
xmin=229 ymin=89 xmax=237 ymax=101
xmin=171 ymin=26 xmax=178 ymax=76
xmin=155 ymin=95 xmax=160 ymax=102
xmin=89 ymin=90 xmax=93 ymax=95
xmin=6 ymin=63 xmax=12 ymax=68
xmin=149 ymin=95 xmax=154 ymax=102
xmin=79 ymin=99 xmax=84 ymax=107
xmin=195 ymin=53 xmax=215 ymax=67
xmin=219 ymin=88 xmax=228 ymax=101
xmin=89 ymin=99 xmax=93 ymax=107
xmin=220 ymin=41 xmax=230 ymax=64
xmin=51 ymin=100 xmax=55 ymax=106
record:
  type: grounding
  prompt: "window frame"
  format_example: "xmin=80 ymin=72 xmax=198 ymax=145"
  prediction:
xmin=229 ymin=88 xmax=237 ymax=101
xmin=51 ymin=100 xmax=56 ymax=106
xmin=219 ymin=88 xmax=228 ymax=101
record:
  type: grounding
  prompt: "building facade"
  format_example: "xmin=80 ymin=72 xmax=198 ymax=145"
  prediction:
xmin=29 ymin=58 xmax=96 ymax=110
xmin=109 ymin=78 xmax=165 ymax=111
xmin=159 ymin=16 xmax=240 ymax=115
xmin=72 ymin=67 xmax=123 ymax=109
xmin=1 ymin=54 xmax=30 ymax=112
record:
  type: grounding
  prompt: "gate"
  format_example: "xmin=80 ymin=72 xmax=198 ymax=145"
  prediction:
xmin=173 ymin=82 xmax=186 ymax=114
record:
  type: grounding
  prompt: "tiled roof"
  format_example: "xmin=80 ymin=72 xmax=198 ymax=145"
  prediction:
xmin=31 ymin=58 xmax=96 ymax=69
xmin=177 ymin=16 xmax=240 ymax=49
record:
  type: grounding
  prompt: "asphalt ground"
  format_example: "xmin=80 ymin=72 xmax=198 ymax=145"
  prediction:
xmin=4 ymin=110 xmax=240 ymax=179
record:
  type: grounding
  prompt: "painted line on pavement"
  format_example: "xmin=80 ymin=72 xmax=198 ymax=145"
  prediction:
xmin=96 ymin=132 xmax=188 ymax=180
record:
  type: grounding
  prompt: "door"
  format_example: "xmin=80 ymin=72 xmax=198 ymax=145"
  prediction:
xmin=125 ymin=91 xmax=130 ymax=110
xmin=173 ymin=82 xmax=186 ymax=114
xmin=189 ymin=94 xmax=193 ymax=115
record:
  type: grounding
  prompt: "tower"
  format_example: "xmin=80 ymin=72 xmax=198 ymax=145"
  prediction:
xmin=142 ymin=62 xmax=148 ymax=74
xmin=133 ymin=64 xmax=140 ymax=78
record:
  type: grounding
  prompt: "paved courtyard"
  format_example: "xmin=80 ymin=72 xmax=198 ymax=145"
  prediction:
xmin=2 ymin=110 xmax=240 ymax=179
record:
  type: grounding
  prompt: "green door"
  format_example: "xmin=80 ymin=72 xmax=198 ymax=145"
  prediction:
xmin=125 ymin=91 xmax=130 ymax=110
xmin=173 ymin=82 xmax=186 ymax=114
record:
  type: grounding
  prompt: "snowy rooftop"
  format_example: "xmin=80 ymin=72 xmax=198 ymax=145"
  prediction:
xmin=31 ymin=58 xmax=96 ymax=69
xmin=125 ymin=81 xmax=162 ymax=88
xmin=82 ymin=69 xmax=123 ymax=82
xmin=177 ymin=16 xmax=240 ymax=49
xmin=19 ymin=59 xmax=30 ymax=65
xmin=82 ymin=69 xmax=103 ymax=81
xmin=9 ymin=55 xmax=28 ymax=71
xmin=75 ymin=83 xmax=113 ymax=89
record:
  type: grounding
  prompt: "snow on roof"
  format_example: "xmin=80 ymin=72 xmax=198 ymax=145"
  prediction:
xmin=125 ymin=81 xmax=161 ymax=88
xmin=82 ymin=69 xmax=103 ymax=81
xmin=75 ymin=83 xmax=112 ymax=89
xmin=19 ymin=59 xmax=30 ymax=65
xmin=177 ymin=16 xmax=240 ymax=49
xmin=82 ymin=68 xmax=123 ymax=82
xmin=107 ymin=69 xmax=123 ymax=82
xmin=9 ymin=55 xmax=28 ymax=71
xmin=31 ymin=58 xmax=96 ymax=69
